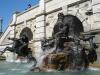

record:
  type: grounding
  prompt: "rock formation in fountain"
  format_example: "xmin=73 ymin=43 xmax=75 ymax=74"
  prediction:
xmin=31 ymin=13 xmax=98 ymax=72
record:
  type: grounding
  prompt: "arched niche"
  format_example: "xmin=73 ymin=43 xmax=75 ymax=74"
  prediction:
xmin=20 ymin=27 xmax=33 ymax=41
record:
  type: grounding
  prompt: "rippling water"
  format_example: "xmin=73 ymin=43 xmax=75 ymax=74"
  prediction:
xmin=0 ymin=61 xmax=100 ymax=75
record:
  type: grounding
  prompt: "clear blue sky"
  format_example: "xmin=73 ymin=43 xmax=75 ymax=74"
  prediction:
xmin=0 ymin=0 xmax=39 ymax=32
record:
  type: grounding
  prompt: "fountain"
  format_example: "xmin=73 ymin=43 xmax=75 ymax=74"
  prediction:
xmin=31 ymin=13 xmax=98 ymax=72
xmin=0 ymin=13 xmax=98 ymax=72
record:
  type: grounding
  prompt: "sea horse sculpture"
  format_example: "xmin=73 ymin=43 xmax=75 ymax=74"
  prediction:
xmin=1 ymin=34 xmax=36 ymax=62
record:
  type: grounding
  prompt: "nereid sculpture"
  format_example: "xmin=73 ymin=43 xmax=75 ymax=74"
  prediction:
xmin=39 ymin=13 xmax=98 ymax=71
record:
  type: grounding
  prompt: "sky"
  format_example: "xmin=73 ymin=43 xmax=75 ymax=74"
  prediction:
xmin=0 ymin=0 xmax=39 ymax=32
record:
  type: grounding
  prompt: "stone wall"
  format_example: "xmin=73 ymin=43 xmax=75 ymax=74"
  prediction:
xmin=92 ymin=0 xmax=100 ymax=29
xmin=1 ymin=0 xmax=100 ymax=64
xmin=14 ymin=0 xmax=92 ymax=58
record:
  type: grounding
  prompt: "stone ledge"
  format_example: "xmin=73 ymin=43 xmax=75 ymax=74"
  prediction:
xmin=90 ymin=64 xmax=100 ymax=68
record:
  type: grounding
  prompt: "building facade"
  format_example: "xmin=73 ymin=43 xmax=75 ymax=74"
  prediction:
xmin=0 ymin=0 xmax=100 ymax=63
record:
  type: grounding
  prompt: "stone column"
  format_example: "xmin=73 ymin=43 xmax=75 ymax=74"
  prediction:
xmin=62 ymin=5 xmax=68 ymax=15
xmin=92 ymin=0 xmax=100 ymax=29
xmin=39 ymin=0 xmax=45 ymax=13
xmin=34 ymin=0 xmax=46 ymax=61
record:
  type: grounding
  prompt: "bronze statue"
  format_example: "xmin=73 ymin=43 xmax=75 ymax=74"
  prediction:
xmin=39 ymin=13 xmax=98 ymax=71
xmin=1 ymin=34 xmax=30 ymax=57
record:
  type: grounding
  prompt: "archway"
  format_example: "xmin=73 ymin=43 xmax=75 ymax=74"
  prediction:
xmin=20 ymin=27 xmax=33 ymax=41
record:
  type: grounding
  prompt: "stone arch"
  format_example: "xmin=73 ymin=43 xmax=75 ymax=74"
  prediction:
xmin=67 ymin=5 xmax=90 ymax=32
xmin=63 ymin=14 xmax=84 ymax=36
xmin=20 ymin=27 xmax=33 ymax=41
xmin=46 ymin=5 xmax=91 ymax=38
